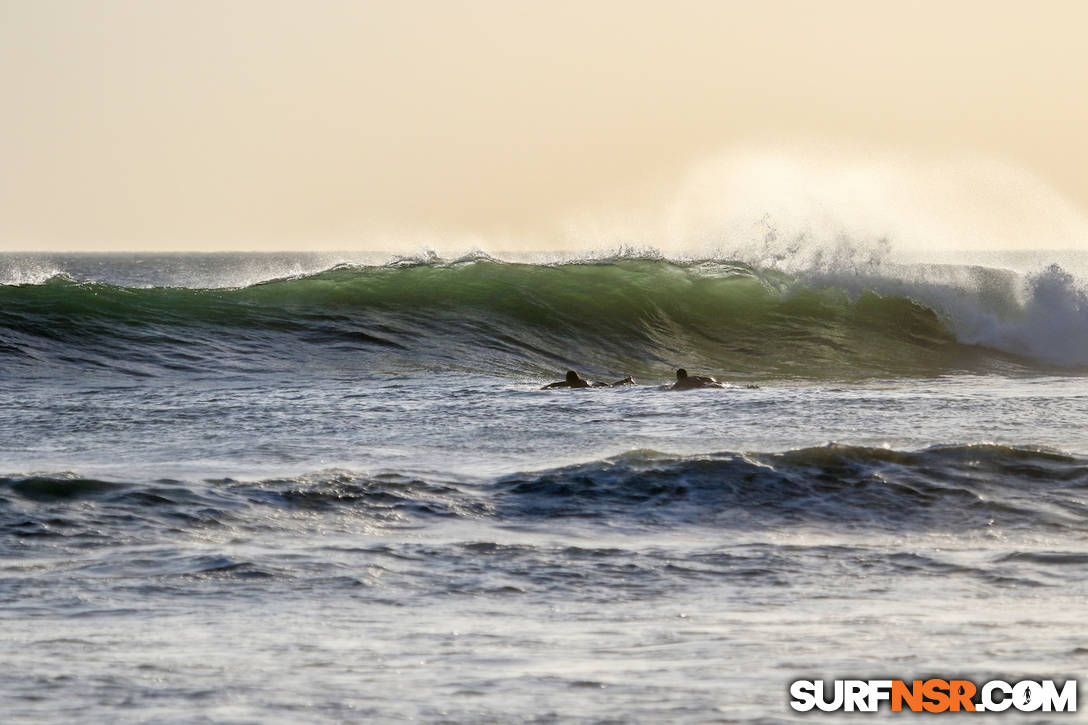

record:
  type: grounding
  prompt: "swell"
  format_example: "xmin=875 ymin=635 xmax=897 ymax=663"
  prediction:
xmin=0 ymin=257 xmax=1080 ymax=380
xmin=493 ymin=444 xmax=1088 ymax=531
xmin=4 ymin=445 xmax=1088 ymax=540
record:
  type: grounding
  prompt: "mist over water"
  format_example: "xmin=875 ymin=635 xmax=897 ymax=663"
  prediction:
xmin=553 ymin=147 xmax=1088 ymax=258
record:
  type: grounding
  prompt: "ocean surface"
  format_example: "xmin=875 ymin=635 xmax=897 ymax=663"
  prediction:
xmin=3 ymin=251 xmax=1088 ymax=723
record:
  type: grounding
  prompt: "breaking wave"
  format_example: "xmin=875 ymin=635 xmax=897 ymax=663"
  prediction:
xmin=2 ymin=254 xmax=1087 ymax=379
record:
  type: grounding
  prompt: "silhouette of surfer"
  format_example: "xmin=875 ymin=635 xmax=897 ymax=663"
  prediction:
xmin=543 ymin=370 xmax=592 ymax=389
xmin=542 ymin=371 xmax=635 ymax=389
xmin=671 ymin=368 xmax=725 ymax=390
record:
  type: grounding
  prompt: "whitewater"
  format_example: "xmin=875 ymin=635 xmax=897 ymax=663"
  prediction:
xmin=3 ymin=250 xmax=1088 ymax=723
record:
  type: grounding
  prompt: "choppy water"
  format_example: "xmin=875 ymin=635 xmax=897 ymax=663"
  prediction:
xmin=3 ymin=252 xmax=1088 ymax=723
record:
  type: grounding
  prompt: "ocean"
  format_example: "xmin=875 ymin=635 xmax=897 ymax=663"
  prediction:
xmin=2 ymin=250 xmax=1088 ymax=723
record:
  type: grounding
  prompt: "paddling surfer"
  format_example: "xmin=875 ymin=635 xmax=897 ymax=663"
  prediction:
xmin=671 ymin=368 xmax=724 ymax=390
xmin=542 ymin=371 xmax=635 ymax=389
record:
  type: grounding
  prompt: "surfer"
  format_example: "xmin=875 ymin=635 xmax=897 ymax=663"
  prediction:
xmin=671 ymin=368 xmax=724 ymax=390
xmin=543 ymin=370 xmax=592 ymax=389
xmin=542 ymin=371 xmax=636 ymax=389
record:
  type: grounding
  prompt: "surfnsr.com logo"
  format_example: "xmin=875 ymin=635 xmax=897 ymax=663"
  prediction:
xmin=789 ymin=679 xmax=1077 ymax=713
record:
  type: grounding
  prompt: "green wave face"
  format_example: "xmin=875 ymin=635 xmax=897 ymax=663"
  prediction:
xmin=0 ymin=259 xmax=1050 ymax=380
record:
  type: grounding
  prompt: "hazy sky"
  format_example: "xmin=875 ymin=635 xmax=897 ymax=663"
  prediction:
xmin=2 ymin=0 xmax=1087 ymax=252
